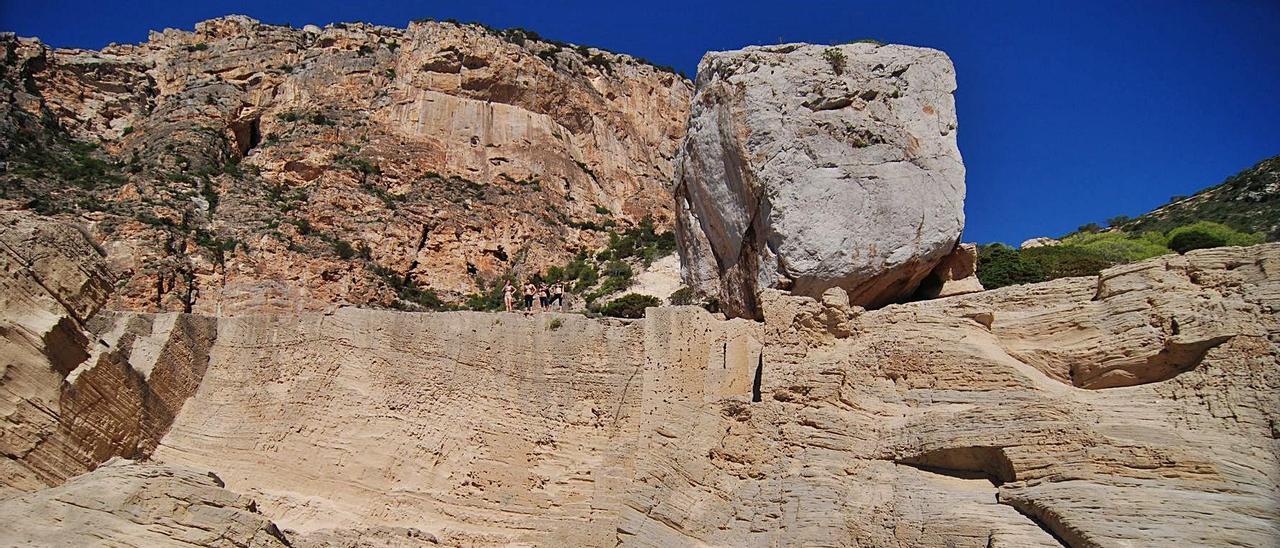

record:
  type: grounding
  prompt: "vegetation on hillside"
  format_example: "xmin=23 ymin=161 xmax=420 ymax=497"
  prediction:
xmin=459 ymin=215 xmax=676 ymax=314
xmin=978 ymin=221 xmax=1264 ymax=289
xmin=1115 ymin=155 xmax=1280 ymax=240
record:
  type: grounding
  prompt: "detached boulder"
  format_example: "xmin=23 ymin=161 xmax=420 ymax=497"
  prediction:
xmin=674 ymin=42 xmax=965 ymax=319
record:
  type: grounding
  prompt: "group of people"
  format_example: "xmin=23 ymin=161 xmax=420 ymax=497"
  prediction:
xmin=503 ymin=280 xmax=566 ymax=313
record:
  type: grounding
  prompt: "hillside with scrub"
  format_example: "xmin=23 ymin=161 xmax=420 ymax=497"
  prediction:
xmin=978 ymin=156 xmax=1276 ymax=290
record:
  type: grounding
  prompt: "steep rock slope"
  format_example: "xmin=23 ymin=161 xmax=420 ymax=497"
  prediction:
xmin=1 ymin=15 xmax=691 ymax=314
xmin=0 ymin=210 xmax=215 ymax=494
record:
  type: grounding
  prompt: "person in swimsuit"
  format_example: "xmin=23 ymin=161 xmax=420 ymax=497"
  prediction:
xmin=538 ymin=283 xmax=550 ymax=311
xmin=503 ymin=280 xmax=516 ymax=312
xmin=524 ymin=282 xmax=537 ymax=311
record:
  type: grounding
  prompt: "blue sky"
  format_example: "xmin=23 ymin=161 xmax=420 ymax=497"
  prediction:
xmin=4 ymin=0 xmax=1278 ymax=244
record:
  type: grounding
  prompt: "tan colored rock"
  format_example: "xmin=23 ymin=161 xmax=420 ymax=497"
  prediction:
xmin=4 ymin=16 xmax=692 ymax=313
xmin=915 ymin=242 xmax=985 ymax=299
xmin=0 ymin=211 xmax=214 ymax=495
xmin=0 ymin=458 xmax=289 ymax=547
xmin=2 ymin=210 xmax=1277 ymax=546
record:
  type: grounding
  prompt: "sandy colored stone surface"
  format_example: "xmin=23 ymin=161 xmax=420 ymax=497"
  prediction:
xmin=0 ymin=458 xmax=289 ymax=547
xmin=674 ymin=42 xmax=965 ymax=318
xmin=2 ymin=212 xmax=1277 ymax=546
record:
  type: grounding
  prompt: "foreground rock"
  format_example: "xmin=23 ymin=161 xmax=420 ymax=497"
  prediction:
xmin=675 ymin=42 xmax=965 ymax=318
xmin=2 ymin=213 xmax=1276 ymax=546
xmin=0 ymin=458 xmax=289 ymax=547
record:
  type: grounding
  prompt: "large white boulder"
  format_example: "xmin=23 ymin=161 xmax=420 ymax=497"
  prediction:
xmin=674 ymin=42 xmax=965 ymax=318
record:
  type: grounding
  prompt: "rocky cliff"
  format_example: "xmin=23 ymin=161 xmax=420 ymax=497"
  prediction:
xmin=2 ymin=211 xmax=1276 ymax=547
xmin=1 ymin=15 xmax=691 ymax=314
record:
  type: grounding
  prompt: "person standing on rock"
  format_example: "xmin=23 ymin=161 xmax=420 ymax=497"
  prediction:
xmin=503 ymin=280 xmax=516 ymax=312
xmin=524 ymin=282 xmax=537 ymax=312
xmin=550 ymin=281 xmax=564 ymax=311
xmin=538 ymin=283 xmax=550 ymax=312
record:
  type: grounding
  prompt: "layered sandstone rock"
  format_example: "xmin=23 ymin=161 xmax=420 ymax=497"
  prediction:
xmin=674 ymin=42 xmax=965 ymax=318
xmin=2 ymin=16 xmax=691 ymax=313
xmin=3 ymin=215 xmax=1277 ymax=546
xmin=0 ymin=210 xmax=213 ymax=495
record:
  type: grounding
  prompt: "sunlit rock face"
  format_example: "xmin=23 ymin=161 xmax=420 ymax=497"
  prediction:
xmin=3 ymin=214 xmax=1277 ymax=547
xmin=2 ymin=15 xmax=691 ymax=313
xmin=674 ymin=42 xmax=965 ymax=318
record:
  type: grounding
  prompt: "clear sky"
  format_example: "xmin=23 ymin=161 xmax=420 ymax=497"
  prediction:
xmin=4 ymin=0 xmax=1278 ymax=244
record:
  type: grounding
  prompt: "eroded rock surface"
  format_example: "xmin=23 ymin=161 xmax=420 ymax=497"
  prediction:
xmin=1 ymin=210 xmax=214 ymax=495
xmin=674 ymin=42 xmax=965 ymax=318
xmin=2 ymin=211 xmax=1277 ymax=547
xmin=0 ymin=458 xmax=289 ymax=547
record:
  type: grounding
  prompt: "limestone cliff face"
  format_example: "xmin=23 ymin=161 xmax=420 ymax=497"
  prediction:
xmin=1 ymin=15 xmax=691 ymax=314
xmin=3 ymin=213 xmax=1276 ymax=547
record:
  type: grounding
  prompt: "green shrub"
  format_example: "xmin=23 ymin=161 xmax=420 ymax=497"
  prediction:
xmin=668 ymin=286 xmax=696 ymax=305
xmin=977 ymin=244 xmax=1045 ymax=289
xmin=599 ymin=293 xmax=659 ymax=318
xmin=548 ymin=318 xmax=563 ymax=330
xmin=822 ymin=48 xmax=846 ymax=75
xmin=604 ymin=260 xmax=632 ymax=279
xmin=1057 ymin=231 xmax=1170 ymax=263
xmin=1021 ymin=245 xmax=1112 ymax=280
xmin=1166 ymin=221 xmax=1263 ymax=254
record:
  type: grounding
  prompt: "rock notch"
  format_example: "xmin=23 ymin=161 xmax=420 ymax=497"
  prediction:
xmin=674 ymin=42 xmax=965 ymax=318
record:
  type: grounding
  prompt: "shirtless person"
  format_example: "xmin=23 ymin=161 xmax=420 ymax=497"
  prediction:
xmin=538 ymin=283 xmax=550 ymax=312
xmin=549 ymin=281 xmax=564 ymax=311
xmin=524 ymin=282 xmax=537 ymax=312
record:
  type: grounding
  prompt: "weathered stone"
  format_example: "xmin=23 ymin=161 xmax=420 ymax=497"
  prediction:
xmin=3 ymin=16 xmax=692 ymax=313
xmin=915 ymin=242 xmax=985 ymax=299
xmin=1019 ymin=237 xmax=1060 ymax=249
xmin=675 ymin=42 xmax=965 ymax=318
xmin=0 ymin=458 xmax=289 ymax=547
xmin=0 ymin=211 xmax=213 ymax=495
xmin=2 ymin=210 xmax=1276 ymax=546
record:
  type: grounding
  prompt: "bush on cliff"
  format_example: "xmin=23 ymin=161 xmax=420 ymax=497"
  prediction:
xmin=599 ymin=293 xmax=659 ymax=319
xmin=1165 ymin=221 xmax=1263 ymax=254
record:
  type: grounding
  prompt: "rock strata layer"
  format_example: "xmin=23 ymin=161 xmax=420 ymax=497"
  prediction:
xmin=674 ymin=42 xmax=965 ymax=318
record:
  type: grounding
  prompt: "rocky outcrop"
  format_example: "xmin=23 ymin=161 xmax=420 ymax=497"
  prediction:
xmin=0 ymin=458 xmax=289 ymax=547
xmin=3 ymin=214 xmax=1278 ymax=546
xmin=1020 ymin=237 xmax=1060 ymax=249
xmin=2 ymin=16 xmax=691 ymax=313
xmin=674 ymin=42 xmax=965 ymax=318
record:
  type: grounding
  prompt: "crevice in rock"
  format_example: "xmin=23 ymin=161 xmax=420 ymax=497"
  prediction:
xmin=751 ymin=352 xmax=763 ymax=403
xmin=998 ymin=496 xmax=1072 ymax=548
xmin=895 ymin=446 xmax=1015 ymax=485
xmin=228 ymin=115 xmax=261 ymax=157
